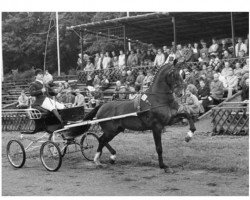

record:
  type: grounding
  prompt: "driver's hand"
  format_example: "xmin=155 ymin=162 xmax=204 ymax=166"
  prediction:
xmin=41 ymin=88 xmax=46 ymax=93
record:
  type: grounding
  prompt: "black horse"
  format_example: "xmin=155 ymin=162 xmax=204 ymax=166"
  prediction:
xmin=86 ymin=61 xmax=196 ymax=172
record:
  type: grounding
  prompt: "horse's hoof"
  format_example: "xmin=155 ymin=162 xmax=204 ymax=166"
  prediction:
xmin=164 ymin=167 xmax=174 ymax=174
xmin=109 ymin=159 xmax=116 ymax=164
xmin=185 ymin=136 xmax=191 ymax=143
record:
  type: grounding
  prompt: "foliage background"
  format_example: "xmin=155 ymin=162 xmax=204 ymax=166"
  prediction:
xmin=2 ymin=12 xmax=148 ymax=76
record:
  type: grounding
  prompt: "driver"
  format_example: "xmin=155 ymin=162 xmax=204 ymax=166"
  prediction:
xmin=29 ymin=69 xmax=65 ymax=127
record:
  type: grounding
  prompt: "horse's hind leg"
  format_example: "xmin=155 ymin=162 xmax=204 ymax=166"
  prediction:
xmin=94 ymin=131 xmax=118 ymax=166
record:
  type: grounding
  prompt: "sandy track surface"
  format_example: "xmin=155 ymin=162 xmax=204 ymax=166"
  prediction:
xmin=2 ymin=119 xmax=249 ymax=196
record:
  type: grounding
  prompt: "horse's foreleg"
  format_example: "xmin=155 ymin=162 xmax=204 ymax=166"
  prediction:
xmin=152 ymin=128 xmax=173 ymax=173
xmin=174 ymin=112 xmax=196 ymax=142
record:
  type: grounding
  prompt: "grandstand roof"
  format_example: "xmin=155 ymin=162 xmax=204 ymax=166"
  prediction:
xmin=67 ymin=12 xmax=249 ymax=46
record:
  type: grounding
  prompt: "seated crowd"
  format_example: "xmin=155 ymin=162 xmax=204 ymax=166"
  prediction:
xmin=17 ymin=36 xmax=249 ymax=116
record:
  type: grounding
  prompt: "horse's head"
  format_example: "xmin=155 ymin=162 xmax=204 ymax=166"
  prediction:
xmin=165 ymin=60 xmax=185 ymax=97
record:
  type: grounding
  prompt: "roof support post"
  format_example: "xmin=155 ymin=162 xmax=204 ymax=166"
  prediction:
xmin=127 ymin=12 xmax=131 ymax=51
xmin=172 ymin=16 xmax=176 ymax=52
xmin=80 ymin=30 xmax=84 ymax=70
xmin=230 ymin=12 xmax=235 ymax=57
xmin=123 ymin=25 xmax=127 ymax=52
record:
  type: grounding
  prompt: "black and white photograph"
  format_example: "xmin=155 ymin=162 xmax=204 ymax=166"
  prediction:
xmin=1 ymin=0 xmax=249 ymax=197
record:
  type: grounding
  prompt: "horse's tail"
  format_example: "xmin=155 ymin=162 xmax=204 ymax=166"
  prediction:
xmin=83 ymin=104 xmax=102 ymax=121
xmin=69 ymin=104 xmax=102 ymax=137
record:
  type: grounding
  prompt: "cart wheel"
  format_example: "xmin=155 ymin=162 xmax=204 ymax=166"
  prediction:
xmin=80 ymin=132 xmax=100 ymax=161
xmin=6 ymin=140 xmax=26 ymax=168
xmin=40 ymin=141 xmax=62 ymax=172
xmin=49 ymin=133 xmax=67 ymax=157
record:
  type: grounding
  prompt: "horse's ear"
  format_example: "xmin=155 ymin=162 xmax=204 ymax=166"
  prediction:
xmin=173 ymin=59 xmax=178 ymax=66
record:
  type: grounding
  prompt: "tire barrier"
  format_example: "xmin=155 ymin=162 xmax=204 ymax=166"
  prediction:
xmin=211 ymin=102 xmax=249 ymax=135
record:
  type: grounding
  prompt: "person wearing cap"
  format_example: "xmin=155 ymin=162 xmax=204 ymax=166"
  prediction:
xmin=43 ymin=69 xmax=53 ymax=85
xmin=29 ymin=69 xmax=65 ymax=126
xmin=73 ymin=89 xmax=86 ymax=108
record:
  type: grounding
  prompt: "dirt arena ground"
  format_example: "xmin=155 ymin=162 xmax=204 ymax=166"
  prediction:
xmin=2 ymin=119 xmax=249 ymax=196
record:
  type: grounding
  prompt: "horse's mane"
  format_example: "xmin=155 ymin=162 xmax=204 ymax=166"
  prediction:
xmin=148 ymin=62 xmax=178 ymax=91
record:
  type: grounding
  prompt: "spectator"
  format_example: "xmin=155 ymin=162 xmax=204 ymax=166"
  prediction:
xmin=180 ymin=88 xmax=201 ymax=115
xmin=238 ymin=50 xmax=246 ymax=58
xmin=200 ymin=42 xmax=208 ymax=56
xmin=144 ymin=50 xmax=154 ymax=63
xmin=118 ymin=50 xmax=126 ymax=70
xmin=210 ymin=73 xmax=224 ymax=104
xmin=190 ymin=66 xmax=200 ymax=88
xmin=192 ymin=42 xmax=200 ymax=62
xmin=208 ymin=38 xmax=219 ymax=56
xmin=127 ymin=50 xmax=138 ymax=67
xmin=135 ymin=70 xmax=145 ymax=90
xmin=126 ymin=70 xmax=135 ymax=86
xmin=221 ymin=61 xmax=232 ymax=78
xmin=200 ymin=64 xmax=207 ymax=76
xmin=73 ymin=89 xmax=86 ymax=108
xmin=140 ymin=50 xmax=147 ymax=64
xmin=96 ymin=52 xmax=104 ymax=70
xmin=64 ymin=81 xmax=69 ymax=90
xmin=77 ymin=53 xmax=84 ymax=70
xmin=242 ymin=58 xmax=249 ymax=75
xmin=120 ymin=83 xmax=129 ymax=100
xmin=171 ymin=41 xmax=176 ymax=52
xmin=198 ymin=52 xmax=210 ymax=63
xmin=93 ymin=74 xmax=101 ymax=88
xmin=142 ymin=70 xmax=154 ymax=91
xmin=120 ymin=70 xmax=127 ymax=85
xmin=94 ymin=53 xmax=100 ymax=69
xmin=210 ymin=55 xmax=222 ymax=72
xmin=112 ymin=56 xmax=119 ymax=68
xmin=234 ymin=62 xmax=243 ymax=79
xmin=224 ymin=68 xmax=238 ymax=98
xmin=113 ymin=81 xmax=122 ymax=100
xmin=43 ymin=70 xmax=53 ymax=85
xmin=84 ymin=59 xmax=95 ymax=86
xmin=222 ymin=50 xmax=232 ymax=60
xmin=218 ymin=39 xmax=230 ymax=58
xmin=241 ymin=78 xmax=249 ymax=102
xmin=17 ymin=90 xmax=29 ymax=108
xmin=100 ymin=75 xmax=110 ymax=91
xmin=102 ymin=52 xmax=112 ymax=69
xmin=63 ymin=88 xmax=75 ymax=107
xmin=244 ymin=37 xmax=249 ymax=56
xmin=206 ymin=65 xmax=215 ymax=83
xmin=164 ymin=50 xmax=176 ymax=64
xmin=128 ymin=86 xmax=138 ymax=100
xmin=235 ymin=37 xmax=248 ymax=57
xmin=163 ymin=46 xmax=169 ymax=62
xmin=198 ymin=79 xmax=211 ymax=112
xmin=136 ymin=49 xmax=143 ymax=65
xmin=184 ymin=71 xmax=196 ymax=86
xmin=187 ymin=84 xmax=198 ymax=97
xmin=154 ymin=49 xmax=165 ymax=66
xmin=175 ymin=44 xmax=185 ymax=62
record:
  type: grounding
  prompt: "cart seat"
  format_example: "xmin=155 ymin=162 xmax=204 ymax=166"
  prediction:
xmin=59 ymin=106 xmax=85 ymax=122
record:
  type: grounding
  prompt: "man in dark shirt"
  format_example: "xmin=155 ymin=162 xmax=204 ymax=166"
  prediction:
xmin=29 ymin=69 xmax=65 ymax=126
